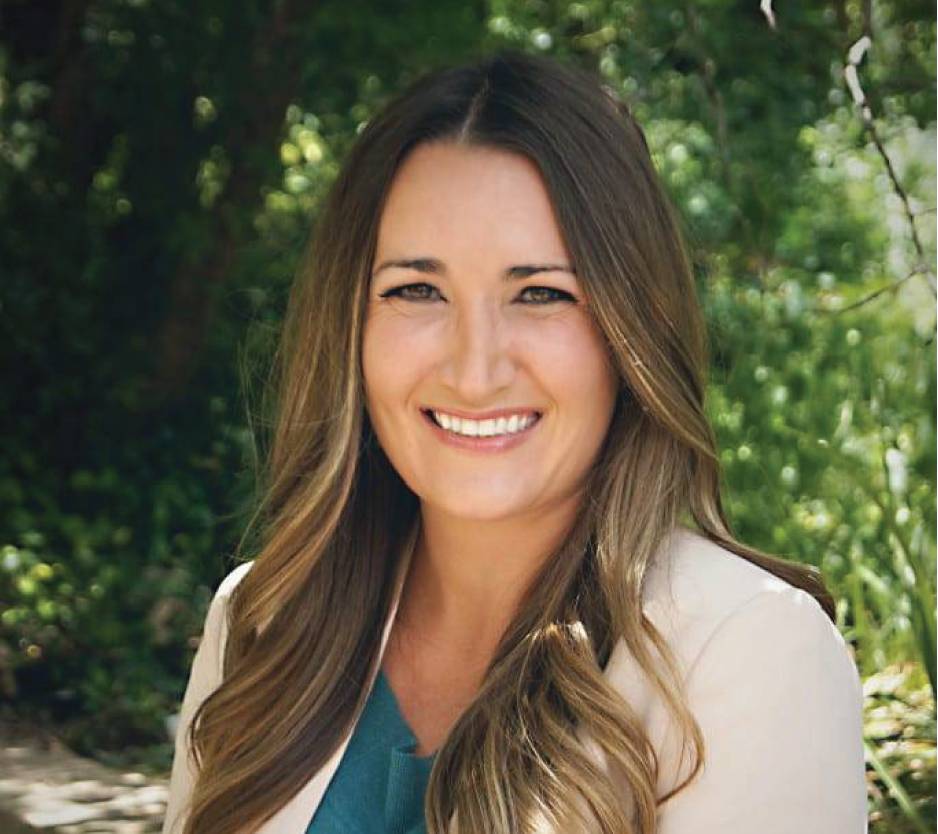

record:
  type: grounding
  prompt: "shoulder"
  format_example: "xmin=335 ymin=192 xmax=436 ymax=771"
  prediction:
xmin=639 ymin=526 xmax=844 ymax=665
xmin=604 ymin=525 xmax=860 ymax=719
xmin=644 ymin=525 xmax=804 ymax=618
xmin=214 ymin=560 xmax=255 ymax=603
xmin=161 ymin=560 xmax=257 ymax=834
xmin=641 ymin=530 xmax=866 ymax=830
xmin=196 ymin=560 xmax=256 ymax=664
xmin=167 ymin=561 xmax=256 ymax=729
xmin=603 ymin=529 xmax=866 ymax=830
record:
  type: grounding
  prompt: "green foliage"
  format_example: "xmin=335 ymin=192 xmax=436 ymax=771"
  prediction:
xmin=0 ymin=0 xmax=934 ymax=828
xmin=0 ymin=400 xmax=256 ymax=762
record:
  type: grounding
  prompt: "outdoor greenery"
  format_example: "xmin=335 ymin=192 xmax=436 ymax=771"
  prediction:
xmin=1 ymin=1 xmax=934 ymax=830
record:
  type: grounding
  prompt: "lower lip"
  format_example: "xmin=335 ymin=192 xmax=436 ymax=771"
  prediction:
xmin=420 ymin=409 xmax=542 ymax=453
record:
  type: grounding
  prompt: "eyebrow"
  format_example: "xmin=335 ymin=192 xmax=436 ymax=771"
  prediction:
xmin=371 ymin=257 xmax=577 ymax=281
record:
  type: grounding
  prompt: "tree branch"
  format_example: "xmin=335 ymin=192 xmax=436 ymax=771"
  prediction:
xmin=843 ymin=35 xmax=937 ymax=298
xmin=822 ymin=264 xmax=932 ymax=315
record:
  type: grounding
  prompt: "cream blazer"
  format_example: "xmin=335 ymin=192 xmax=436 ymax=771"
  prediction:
xmin=161 ymin=525 xmax=868 ymax=833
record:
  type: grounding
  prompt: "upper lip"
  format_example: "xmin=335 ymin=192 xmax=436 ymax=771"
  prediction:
xmin=422 ymin=406 xmax=542 ymax=420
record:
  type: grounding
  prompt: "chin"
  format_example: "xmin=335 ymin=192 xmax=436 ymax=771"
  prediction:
xmin=422 ymin=490 xmax=537 ymax=522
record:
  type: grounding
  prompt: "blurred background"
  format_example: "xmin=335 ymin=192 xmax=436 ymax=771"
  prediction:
xmin=0 ymin=1 xmax=934 ymax=831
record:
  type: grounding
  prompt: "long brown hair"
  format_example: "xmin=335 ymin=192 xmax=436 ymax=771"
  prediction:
xmin=183 ymin=49 xmax=834 ymax=834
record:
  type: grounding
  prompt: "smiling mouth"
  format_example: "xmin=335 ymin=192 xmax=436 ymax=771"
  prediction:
xmin=420 ymin=408 xmax=542 ymax=434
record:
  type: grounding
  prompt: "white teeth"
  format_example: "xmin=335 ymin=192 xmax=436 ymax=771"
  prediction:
xmin=431 ymin=410 xmax=538 ymax=438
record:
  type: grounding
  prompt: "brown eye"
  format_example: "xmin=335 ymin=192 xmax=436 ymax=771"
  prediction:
xmin=378 ymin=282 xmax=441 ymax=302
xmin=519 ymin=286 xmax=576 ymax=304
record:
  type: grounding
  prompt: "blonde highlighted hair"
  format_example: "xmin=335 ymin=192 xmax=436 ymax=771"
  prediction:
xmin=183 ymin=50 xmax=834 ymax=833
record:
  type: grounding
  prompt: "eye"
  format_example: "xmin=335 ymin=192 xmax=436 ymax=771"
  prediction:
xmin=517 ymin=286 xmax=576 ymax=305
xmin=378 ymin=282 xmax=441 ymax=302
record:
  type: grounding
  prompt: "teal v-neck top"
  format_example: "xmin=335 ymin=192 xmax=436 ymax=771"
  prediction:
xmin=306 ymin=668 xmax=436 ymax=834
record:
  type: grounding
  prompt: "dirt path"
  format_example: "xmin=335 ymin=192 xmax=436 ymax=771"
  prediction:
xmin=0 ymin=719 xmax=167 ymax=833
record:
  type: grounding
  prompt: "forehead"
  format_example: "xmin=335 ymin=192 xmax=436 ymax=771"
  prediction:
xmin=375 ymin=141 xmax=571 ymax=262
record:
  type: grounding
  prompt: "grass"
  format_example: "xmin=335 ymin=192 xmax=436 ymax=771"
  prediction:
xmin=865 ymin=663 xmax=936 ymax=833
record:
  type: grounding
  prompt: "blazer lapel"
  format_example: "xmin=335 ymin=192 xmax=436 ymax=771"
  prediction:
xmin=257 ymin=517 xmax=421 ymax=834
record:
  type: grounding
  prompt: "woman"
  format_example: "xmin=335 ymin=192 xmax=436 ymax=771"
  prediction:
xmin=162 ymin=50 xmax=867 ymax=834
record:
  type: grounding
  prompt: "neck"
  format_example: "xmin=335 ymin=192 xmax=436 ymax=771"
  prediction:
xmin=396 ymin=491 xmax=583 ymax=665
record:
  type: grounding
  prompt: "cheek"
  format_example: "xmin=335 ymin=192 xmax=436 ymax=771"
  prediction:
xmin=362 ymin=316 xmax=396 ymax=410
xmin=361 ymin=310 xmax=432 ymax=412
xmin=520 ymin=316 xmax=618 ymax=410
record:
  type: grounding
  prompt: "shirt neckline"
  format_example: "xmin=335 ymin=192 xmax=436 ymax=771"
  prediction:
xmin=376 ymin=668 xmax=438 ymax=764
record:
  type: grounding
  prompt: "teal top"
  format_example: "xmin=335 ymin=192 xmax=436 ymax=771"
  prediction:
xmin=306 ymin=668 xmax=436 ymax=834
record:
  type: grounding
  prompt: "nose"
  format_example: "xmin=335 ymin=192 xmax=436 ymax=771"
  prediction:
xmin=438 ymin=299 xmax=516 ymax=402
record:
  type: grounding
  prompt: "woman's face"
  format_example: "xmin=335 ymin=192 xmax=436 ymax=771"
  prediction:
xmin=362 ymin=141 xmax=618 ymax=521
